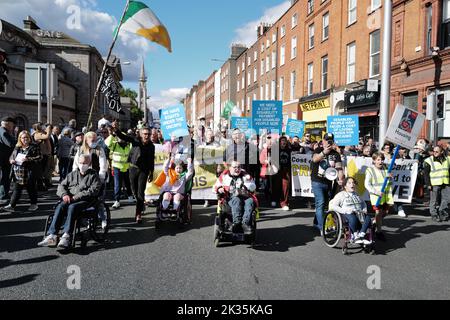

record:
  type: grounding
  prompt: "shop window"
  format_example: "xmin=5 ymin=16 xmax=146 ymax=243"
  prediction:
xmin=442 ymin=0 xmax=450 ymax=48
xmin=402 ymin=92 xmax=418 ymax=111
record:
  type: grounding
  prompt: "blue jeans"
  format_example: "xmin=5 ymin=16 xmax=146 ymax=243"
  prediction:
xmin=228 ymin=196 xmax=254 ymax=225
xmin=344 ymin=214 xmax=372 ymax=234
xmin=312 ymin=181 xmax=331 ymax=231
xmin=58 ymin=157 xmax=70 ymax=182
xmin=113 ymin=168 xmax=132 ymax=201
xmin=48 ymin=200 xmax=92 ymax=236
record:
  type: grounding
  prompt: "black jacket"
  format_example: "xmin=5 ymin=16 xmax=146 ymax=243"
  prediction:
xmin=116 ymin=130 xmax=155 ymax=173
xmin=0 ymin=127 xmax=17 ymax=166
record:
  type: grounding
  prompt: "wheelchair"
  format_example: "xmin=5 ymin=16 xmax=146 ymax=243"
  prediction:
xmin=213 ymin=193 xmax=258 ymax=247
xmin=42 ymin=199 xmax=111 ymax=249
xmin=154 ymin=190 xmax=193 ymax=230
xmin=322 ymin=210 xmax=376 ymax=255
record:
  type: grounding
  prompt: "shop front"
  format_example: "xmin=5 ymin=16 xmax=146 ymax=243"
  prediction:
xmin=300 ymin=93 xmax=331 ymax=142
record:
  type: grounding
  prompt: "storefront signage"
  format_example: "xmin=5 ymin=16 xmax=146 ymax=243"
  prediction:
xmin=345 ymin=90 xmax=379 ymax=108
xmin=33 ymin=30 xmax=64 ymax=39
xmin=300 ymin=98 xmax=330 ymax=112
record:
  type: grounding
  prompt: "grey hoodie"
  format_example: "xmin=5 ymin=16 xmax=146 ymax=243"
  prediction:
xmin=57 ymin=168 xmax=101 ymax=202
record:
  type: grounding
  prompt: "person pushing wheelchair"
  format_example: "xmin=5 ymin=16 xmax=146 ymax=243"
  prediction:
xmin=213 ymin=161 xmax=257 ymax=234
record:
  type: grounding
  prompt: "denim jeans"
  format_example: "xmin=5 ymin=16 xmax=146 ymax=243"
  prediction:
xmin=113 ymin=168 xmax=132 ymax=201
xmin=344 ymin=214 xmax=372 ymax=234
xmin=228 ymin=196 xmax=254 ymax=225
xmin=58 ymin=157 xmax=70 ymax=181
xmin=48 ymin=200 xmax=92 ymax=236
xmin=311 ymin=181 xmax=331 ymax=231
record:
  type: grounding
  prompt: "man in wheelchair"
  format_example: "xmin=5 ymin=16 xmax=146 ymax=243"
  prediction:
xmin=38 ymin=154 xmax=101 ymax=249
xmin=213 ymin=161 xmax=257 ymax=234
xmin=329 ymin=177 xmax=373 ymax=245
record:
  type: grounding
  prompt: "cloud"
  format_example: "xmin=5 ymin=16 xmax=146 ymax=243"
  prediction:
xmin=232 ymin=1 xmax=291 ymax=47
xmin=0 ymin=0 xmax=153 ymax=81
xmin=148 ymin=87 xmax=189 ymax=111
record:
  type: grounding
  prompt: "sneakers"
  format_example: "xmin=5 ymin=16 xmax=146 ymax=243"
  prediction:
xmin=398 ymin=209 xmax=407 ymax=218
xmin=242 ymin=223 xmax=253 ymax=234
xmin=439 ymin=212 xmax=449 ymax=222
xmin=128 ymin=196 xmax=136 ymax=203
xmin=282 ymin=206 xmax=290 ymax=211
xmin=3 ymin=204 xmax=15 ymax=212
xmin=112 ymin=201 xmax=120 ymax=209
xmin=57 ymin=233 xmax=71 ymax=249
xmin=136 ymin=214 xmax=143 ymax=224
xmin=38 ymin=235 xmax=58 ymax=247
xmin=203 ymin=200 xmax=210 ymax=208
xmin=101 ymin=220 xmax=108 ymax=230
xmin=431 ymin=215 xmax=442 ymax=223
xmin=362 ymin=239 xmax=373 ymax=245
xmin=28 ymin=204 xmax=38 ymax=212
xmin=271 ymin=202 xmax=277 ymax=208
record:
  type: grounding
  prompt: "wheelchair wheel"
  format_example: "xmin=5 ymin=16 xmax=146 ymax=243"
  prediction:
xmin=184 ymin=195 xmax=192 ymax=224
xmin=213 ymin=217 xmax=221 ymax=247
xmin=323 ymin=211 xmax=343 ymax=248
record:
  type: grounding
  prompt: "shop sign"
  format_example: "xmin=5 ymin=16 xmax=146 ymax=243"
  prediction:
xmin=300 ymin=98 xmax=330 ymax=112
xmin=345 ymin=90 xmax=379 ymax=108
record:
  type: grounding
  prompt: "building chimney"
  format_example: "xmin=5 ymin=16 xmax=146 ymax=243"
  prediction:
xmin=23 ymin=16 xmax=40 ymax=30
xmin=230 ymin=44 xmax=247 ymax=59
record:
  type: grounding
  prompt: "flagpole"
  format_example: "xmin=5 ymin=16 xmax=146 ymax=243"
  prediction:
xmin=86 ymin=0 xmax=130 ymax=130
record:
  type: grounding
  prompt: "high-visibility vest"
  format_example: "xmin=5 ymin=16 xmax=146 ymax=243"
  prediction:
xmin=367 ymin=167 xmax=394 ymax=206
xmin=424 ymin=156 xmax=450 ymax=186
xmin=110 ymin=142 xmax=131 ymax=172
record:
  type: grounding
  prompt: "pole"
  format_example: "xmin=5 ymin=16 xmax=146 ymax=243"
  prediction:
xmin=378 ymin=0 xmax=393 ymax=148
xmin=49 ymin=64 xmax=54 ymax=124
xmin=375 ymin=144 xmax=400 ymax=207
xmin=46 ymin=62 xmax=50 ymax=124
xmin=37 ymin=65 xmax=41 ymax=123
xmin=86 ymin=0 xmax=130 ymax=129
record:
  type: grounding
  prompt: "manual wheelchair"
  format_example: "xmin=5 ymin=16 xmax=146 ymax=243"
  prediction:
xmin=322 ymin=210 xmax=376 ymax=255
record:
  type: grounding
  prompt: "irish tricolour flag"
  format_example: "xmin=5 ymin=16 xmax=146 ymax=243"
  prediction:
xmin=119 ymin=1 xmax=172 ymax=52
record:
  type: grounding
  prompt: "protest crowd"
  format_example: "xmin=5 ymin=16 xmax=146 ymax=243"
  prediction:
xmin=0 ymin=112 xmax=449 ymax=250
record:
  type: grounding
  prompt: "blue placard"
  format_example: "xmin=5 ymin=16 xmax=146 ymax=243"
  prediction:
xmin=327 ymin=115 xmax=359 ymax=146
xmin=252 ymin=100 xmax=283 ymax=134
xmin=160 ymin=105 xmax=189 ymax=140
xmin=231 ymin=117 xmax=253 ymax=138
xmin=285 ymin=119 xmax=305 ymax=138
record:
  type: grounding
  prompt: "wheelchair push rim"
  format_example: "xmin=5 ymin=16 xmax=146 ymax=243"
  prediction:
xmin=323 ymin=211 xmax=343 ymax=248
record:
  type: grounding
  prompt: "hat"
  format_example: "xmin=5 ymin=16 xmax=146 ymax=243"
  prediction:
xmin=414 ymin=140 xmax=427 ymax=152
xmin=1 ymin=116 xmax=15 ymax=123
xmin=324 ymin=133 xmax=334 ymax=141
xmin=74 ymin=131 xmax=84 ymax=138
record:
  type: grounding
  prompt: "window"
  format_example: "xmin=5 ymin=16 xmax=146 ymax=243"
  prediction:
xmin=272 ymin=51 xmax=277 ymax=69
xmin=272 ymin=33 xmax=277 ymax=43
xmin=281 ymin=25 xmax=286 ymax=38
xmin=242 ymin=61 xmax=245 ymax=71
xmin=254 ymin=51 xmax=258 ymax=61
xmin=241 ymin=75 xmax=245 ymax=89
xmin=237 ymin=80 xmax=240 ymax=92
xmin=308 ymin=0 xmax=314 ymax=15
xmin=237 ymin=66 xmax=240 ymax=75
xmin=348 ymin=0 xmax=357 ymax=25
xmin=266 ymin=56 xmax=270 ymax=73
xmin=266 ymin=39 xmax=270 ymax=49
xmin=247 ymin=71 xmax=251 ymax=86
xmin=247 ymin=97 xmax=251 ymax=111
xmin=261 ymin=43 xmax=265 ymax=53
xmin=323 ymin=13 xmax=329 ymax=41
xmin=291 ymin=37 xmax=297 ymax=59
xmin=280 ymin=45 xmax=286 ymax=66
xmin=265 ymin=83 xmax=269 ymax=100
xmin=254 ymin=66 xmax=257 ymax=82
xmin=253 ymin=93 xmax=257 ymax=101
xmin=427 ymin=5 xmax=433 ymax=54
xmin=247 ymin=56 xmax=251 ymax=66
xmin=370 ymin=30 xmax=381 ymax=77
xmin=347 ymin=42 xmax=356 ymax=84
xmin=260 ymin=85 xmax=264 ymax=100
xmin=321 ymin=56 xmax=328 ymax=92
xmin=271 ymin=80 xmax=276 ymax=100
xmin=290 ymin=71 xmax=296 ymax=100
xmin=292 ymin=13 xmax=298 ymax=28
xmin=261 ymin=59 xmax=265 ymax=75
xmin=371 ymin=0 xmax=381 ymax=11
xmin=402 ymin=92 xmax=419 ymax=111
xmin=442 ymin=0 xmax=450 ymax=48
xmin=307 ymin=63 xmax=314 ymax=95
xmin=308 ymin=24 xmax=315 ymax=49
xmin=280 ymin=77 xmax=284 ymax=101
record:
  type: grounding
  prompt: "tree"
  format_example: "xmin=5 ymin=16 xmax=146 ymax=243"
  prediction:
xmin=120 ymin=88 xmax=143 ymax=128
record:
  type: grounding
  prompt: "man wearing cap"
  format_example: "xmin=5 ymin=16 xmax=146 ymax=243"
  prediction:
xmin=311 ymin=133 xmax=345 ymax=234
xmin=0 ymin=117 xmax=17 ymax=204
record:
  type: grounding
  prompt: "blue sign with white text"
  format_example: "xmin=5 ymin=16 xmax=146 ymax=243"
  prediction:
xmin=327 ymin=115 xmax=359 ymax=146
xmin=252 ymin=100 xmax=282 ymax=134
xmin=286 ymin=119 xmax=305 ymax=138
xmin=160 ymin=105 xmax=189 ymax=140
xmin=231 ymin=117 xmax=253 ymax=138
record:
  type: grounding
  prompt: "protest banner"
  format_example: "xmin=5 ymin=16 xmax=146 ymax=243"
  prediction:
xmin=160 ymin=104 xmax=189 ymax=140
xmin=291 ymin=154 xmax=418 ymax=203
xmin=327 ymin=115 xmax=359 ymax=146
xmin=286 ymin=119 xmax=306 ymax=139
xmin=231 ymin=117 xmax=253 ymax=138
xmin=252 ymin=100 xmax=282 ymax=135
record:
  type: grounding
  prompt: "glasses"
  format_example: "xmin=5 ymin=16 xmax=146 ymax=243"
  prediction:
xmin=231 ymin=166 xmax=240 ymax=169
xmin=433 ymin=150 xmax=441 ymax=153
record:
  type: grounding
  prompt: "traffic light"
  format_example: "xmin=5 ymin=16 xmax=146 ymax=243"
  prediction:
xmin=437 ymin=93 xmax=445 ymax=119
xmin=425 ymin=93 xmax=437 ymax=121
xmin=0 ymin=50 xmax=8 ymax=94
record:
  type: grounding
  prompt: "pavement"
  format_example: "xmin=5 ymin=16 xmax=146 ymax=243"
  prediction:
xmin=1 ymin=186 xmax=450 ymax=300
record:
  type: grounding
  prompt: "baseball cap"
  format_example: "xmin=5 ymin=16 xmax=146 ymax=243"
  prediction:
xmin=1 ymin=116 xmax=16 ymax=123
xmin=323 ymin=133 xmax=334 ymax=141
xmin=74 ymin=131 xmax=84 ymax=138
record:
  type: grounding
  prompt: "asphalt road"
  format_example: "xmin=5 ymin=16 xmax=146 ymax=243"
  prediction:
xmin=1 ymin=188 xmax=450 ymax=300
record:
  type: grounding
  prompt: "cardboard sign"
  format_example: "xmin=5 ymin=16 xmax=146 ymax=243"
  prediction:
xmin=160 ymin=104 xmax=189 ymax=140
xmin=327 ymin=115 xmax=359 ymax=146
xmin=286 ymin=119 xmax=306 ymax=139
xmin=385 ymin=104 xmax=426 ymax=149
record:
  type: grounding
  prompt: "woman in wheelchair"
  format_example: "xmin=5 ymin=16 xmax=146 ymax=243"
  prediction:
xmin=160 ymin=155 xmax=194 ymax=214
xmin=213 ymin=161 xmax=257 ymax=234
xmin=329 ymin=177 xmax=373 ymax=245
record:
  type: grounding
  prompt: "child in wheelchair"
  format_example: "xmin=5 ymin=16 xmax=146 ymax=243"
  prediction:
xmin=329 ymin=177 xmax=373 ymax=245
xmin=159 ymin=155 xmax=194 ymax=216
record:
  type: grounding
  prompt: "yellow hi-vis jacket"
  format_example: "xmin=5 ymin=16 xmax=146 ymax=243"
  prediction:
xmin=106 ymin=137 xmax=131 ymax=172
xmin=424 ymin=156 xmax=450 ymax=186
xmin=365 ymin=166 xmax=394 ymax=206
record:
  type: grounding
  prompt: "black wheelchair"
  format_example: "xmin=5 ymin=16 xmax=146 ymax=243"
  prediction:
xmin=154 ymin=191 xmax=193 ymax=230
xmin=322 ymin=210 xmax=376 ymax=255
xmin=43 ymin=199 xmax=111 ymax=249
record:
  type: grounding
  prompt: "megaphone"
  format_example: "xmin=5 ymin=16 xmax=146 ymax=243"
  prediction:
xmin=324 ymin=167 xmax=338 ymax=181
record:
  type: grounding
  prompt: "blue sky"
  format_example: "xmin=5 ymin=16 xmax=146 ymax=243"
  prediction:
xmin=0 ymin=0 xmax=290 ymax=109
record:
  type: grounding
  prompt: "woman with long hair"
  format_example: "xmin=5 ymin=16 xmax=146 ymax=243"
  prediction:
xmin=72 ymin=131 xmax=108 ymax=182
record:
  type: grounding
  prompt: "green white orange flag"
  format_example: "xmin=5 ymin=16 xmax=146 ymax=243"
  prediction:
xmin=118 ymin=1 xmax=172 ymax=52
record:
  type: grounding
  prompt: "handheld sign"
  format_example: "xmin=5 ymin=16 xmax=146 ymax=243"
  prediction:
xmin=327 ymin=115 xmax=359 ymax=146
xmin=252 ymin=100 xmax=283 ymax=135
xmin=231 ymin=117 xmax=252 ymax=138
xmin=160 ymin=104 xmax=189 ymax=140
xmin=286 ymin=119 xmax=306 ymax=139
xmin=376 ymin=104 xmax=425 ymax=207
